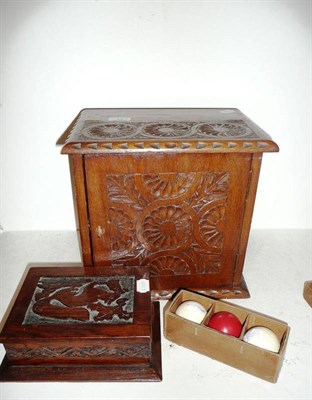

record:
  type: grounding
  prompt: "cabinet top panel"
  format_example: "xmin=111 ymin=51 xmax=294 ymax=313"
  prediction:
xmin=59 ymin=108 xmax=279 ymax=154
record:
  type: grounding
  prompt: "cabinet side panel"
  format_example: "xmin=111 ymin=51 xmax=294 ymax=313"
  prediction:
xmin=233 ymin=154 xmax=262 ymax=285
xmin=69 ymin=155 xmax=92 ymax=265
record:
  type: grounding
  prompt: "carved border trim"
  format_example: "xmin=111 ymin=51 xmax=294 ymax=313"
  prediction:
xmin=62 ymin=140 xmax=279 ymax=154
xmin=7 ymin=344 xmax=150 ymax=359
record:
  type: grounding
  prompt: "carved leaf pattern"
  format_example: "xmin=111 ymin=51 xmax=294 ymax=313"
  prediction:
xmin=107 ymin=175 xmax=148 ymax=210
xmin=188 ymin=243 xmax=221 ymax=274
xmin=187 ymin=173 xmax=229 ymax=213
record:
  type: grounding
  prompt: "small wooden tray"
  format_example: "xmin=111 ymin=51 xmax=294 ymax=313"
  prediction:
xmin=164 ymin=289 xmax=290 ymax=383
xmin=0 ymin=265 xmax=162 ymax=382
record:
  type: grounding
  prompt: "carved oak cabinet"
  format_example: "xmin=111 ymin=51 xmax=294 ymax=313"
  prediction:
xmin=60 ymin=108 xmax=278 ymax=299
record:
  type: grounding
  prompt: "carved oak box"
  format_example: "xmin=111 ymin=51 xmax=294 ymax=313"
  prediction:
xmin=0 ymin=265 xmax=162 ymax=381
xmin=60 ymin=108 xmax=278 ymax=300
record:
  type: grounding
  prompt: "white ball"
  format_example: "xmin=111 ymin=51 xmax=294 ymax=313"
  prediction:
xmin=243 ymin=326 xmax=280 ymax=353
xmin=175 ymin=300 xmax=207 ymax=323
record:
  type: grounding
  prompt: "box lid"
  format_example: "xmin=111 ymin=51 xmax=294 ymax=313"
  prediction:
xmin=59 ymin=108 xmax=279 ymax=154
xmin=0 ymin=265 xmax=152 ymax=341
xmin=0 ymin=265 xmax=163 ymax=382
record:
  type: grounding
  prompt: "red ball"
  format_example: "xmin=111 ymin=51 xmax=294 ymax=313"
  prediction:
xmin=206 ymin=311 xmax=242 ymax=337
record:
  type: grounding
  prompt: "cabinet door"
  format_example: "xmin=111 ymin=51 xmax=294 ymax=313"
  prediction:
xmin=85 ymin=153 xmax=251 ymax=290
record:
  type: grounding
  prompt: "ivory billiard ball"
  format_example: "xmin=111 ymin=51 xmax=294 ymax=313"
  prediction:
xmin=175 ymin=301 xmax=207 ymax=323
xmin=243 ymin=326 xmax=280 ymax=352
xmin=206 ymin=311 xmax=242 ymax=337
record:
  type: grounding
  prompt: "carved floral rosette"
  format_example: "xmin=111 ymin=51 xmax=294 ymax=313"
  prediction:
xmin=106 ymin=172 xmax=229 ymax=276
xmin=78 ymin=120 xmax=256 ymax=141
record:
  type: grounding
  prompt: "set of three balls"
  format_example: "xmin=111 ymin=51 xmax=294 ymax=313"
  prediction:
xmin=175 ymin=300 xmax=280 ymax=353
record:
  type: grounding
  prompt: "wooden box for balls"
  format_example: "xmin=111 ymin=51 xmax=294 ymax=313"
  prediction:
xmin=303 ymin=281 xmax=312 ymax=307
xmin=163 ymin=289 xmax=290 ymax=383
xmin=59 ymin=108 xmax=279 ymax=300
xmin=0 ymin=265 xmax=162 ymax=382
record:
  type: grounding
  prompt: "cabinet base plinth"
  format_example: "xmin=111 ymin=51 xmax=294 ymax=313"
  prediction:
xmin=0 ymin=358 xmax=162 ymax=382
xmin=151 ymin=276 xmax=250 ymax=300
